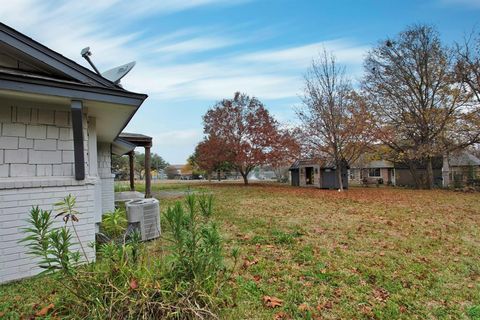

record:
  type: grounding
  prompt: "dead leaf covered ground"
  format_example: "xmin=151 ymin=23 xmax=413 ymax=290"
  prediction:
xmin=1 ymin=182 xmax=480 ymax=319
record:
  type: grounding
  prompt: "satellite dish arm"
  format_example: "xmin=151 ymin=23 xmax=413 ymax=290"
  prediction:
xmin=81 ymin=47 xmax=101 ymax=75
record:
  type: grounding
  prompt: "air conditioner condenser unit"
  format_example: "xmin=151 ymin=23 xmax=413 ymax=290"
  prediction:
xmin=126 ymin=198 xmax=161 ymax=241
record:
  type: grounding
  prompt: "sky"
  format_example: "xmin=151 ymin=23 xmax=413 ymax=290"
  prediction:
xmin=1 ymin=0 xmax=480 ymax=164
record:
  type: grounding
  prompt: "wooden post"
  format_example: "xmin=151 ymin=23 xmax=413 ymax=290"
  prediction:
xmin=145 ymin=146 xmax=152 ymax=198
xmin=129 ymin=151 xmax=135 ymax=191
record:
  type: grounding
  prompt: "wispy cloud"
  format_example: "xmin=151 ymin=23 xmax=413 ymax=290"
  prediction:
xmin=0 ymin=0 xmax=369 ymax=162
xmin=154 ymin=37 xmax=240 ymax=55
xmin=123 ymin=39 xmax=368 ymax=101
xmin=237 ymin=40 xmax=368 ymax=67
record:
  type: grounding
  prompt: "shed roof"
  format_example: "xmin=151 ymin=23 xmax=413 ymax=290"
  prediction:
xmin=289 ymin=158 xmax=337 ymax=170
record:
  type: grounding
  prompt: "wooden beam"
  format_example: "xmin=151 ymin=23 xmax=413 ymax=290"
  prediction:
xmin=71 ymin=100 xmax=85 ymax=180
xmin=145 ymin=146 xmax=151 ymax=198
xmin=129 ymin=151 xmax=135 ymax=191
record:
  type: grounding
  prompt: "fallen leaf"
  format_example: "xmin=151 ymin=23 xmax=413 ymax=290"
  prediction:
xmin=253 ymin=275 xmax=262 ymax=282
xmin=242 ymin=258 xmax=259 ymax=269
xmin=373 ymin=288 xmax=389 ymax=302
xmin=316 ymin=300 xmax=333 ymax=311
xmin=0 ymin=312 xmax=4 ymax=317
xmin=129 ymin=279 xmax=139 ymax=290
xmin=36 ymin=303 xmax=54 ymax=317
xmin=274 ymin=311 xmax=289 ymax=319
xmin=298 ymin=303 xmax=312 ymax=312
xmin=313 ymin=227 xmax=325 ymax=234
xmin=359 ymin=305 xmax=373 ymax=316
xmin=263 ymin=295 xmax=283 ymax=308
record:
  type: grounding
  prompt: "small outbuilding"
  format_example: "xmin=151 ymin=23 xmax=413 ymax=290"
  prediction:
xmin=289 ymin=159 xmax=348 ymax=189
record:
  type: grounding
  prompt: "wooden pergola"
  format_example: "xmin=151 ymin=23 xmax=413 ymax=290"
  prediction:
xmin=118 ymin=132 xmax=153 ymax=198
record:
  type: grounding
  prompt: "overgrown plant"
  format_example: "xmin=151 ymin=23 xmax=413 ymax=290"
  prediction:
xmin=20 ymin=203 xmax=82 ymax=275
xmin=164 ymin=193 xmax=227 ymax=289
xmin=101 ymin=207 xmax=128 ymax=238
xmin=54 ymin=194 xmax=89 ymax=263
xmin=20 ymin=193 xmax=236 ymax=319
xmin=162 ymin=192 xmax=238 ymax=318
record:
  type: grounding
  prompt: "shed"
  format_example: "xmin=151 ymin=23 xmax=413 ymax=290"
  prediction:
xmin=289 ymin=159 xmax=348 ymax=189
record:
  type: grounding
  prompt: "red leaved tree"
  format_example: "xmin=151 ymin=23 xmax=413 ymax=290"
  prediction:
xmin=193 ymin=135 xmax=232 ymax=181
xmin=268 ymin=127 xmax=301 ymax=181
xmin=203 ymin=92 xmax=295 ymax=185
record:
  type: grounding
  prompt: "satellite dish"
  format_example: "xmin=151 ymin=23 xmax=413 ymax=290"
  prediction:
xmin=101 ymin=61 xmax=136 ymax=84
xmin=81 ymin=47 xmax=91 ymax=57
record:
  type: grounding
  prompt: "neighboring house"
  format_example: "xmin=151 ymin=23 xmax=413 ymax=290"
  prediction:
xmin=289 ymin=159 xmax=348 ymax=189
xmin=166 ymin=164 xmax=192 ymax=179
xmin=442 ymin=151 xmax=480 ymax=187
xmin=0 ymin=23 xmax=147 ymax=283
xmin=349 ymin=151 xmax=480 ymax=187
xmin=349 ymin=160 xmax=396 ymax=186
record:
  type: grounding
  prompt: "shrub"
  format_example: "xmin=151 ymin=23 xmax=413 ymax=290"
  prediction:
xmin=21 ymin=193 xmax=236 ymax=319
xmin=163 ymin=193 xmax=223 ymax=288
xmin=101 ymin=207 xmax=128 ymax=238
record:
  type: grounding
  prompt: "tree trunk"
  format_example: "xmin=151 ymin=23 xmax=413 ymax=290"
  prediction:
xmin=207 ymin=172 xmax=211 ymax=182
xmin=241 ymin=172 xmax=249 ymax=185
xmin=426 ymin=157 xmax=434 ymax=190
xmin=336 ymin=159 xmax=344 ymax=191
xmin=407 ymin=160 xmax=421 ymax=189
xmin=217 ymin=170 xmax=221 ymax=181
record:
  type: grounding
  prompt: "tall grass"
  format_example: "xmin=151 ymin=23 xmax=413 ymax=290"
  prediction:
xmin=20 ymin=193 xmax=237 ymax=319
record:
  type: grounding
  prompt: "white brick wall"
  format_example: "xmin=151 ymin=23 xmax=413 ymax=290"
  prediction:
xmin=0 ymin=181 xmax=96 ymax=283
xmin=0 ymin=104 xmax=116 ymax=283
xmin=0 ymin=106 xmax=89 ymax=178
xmin=98 ymin=143 xmax=114 ymax=214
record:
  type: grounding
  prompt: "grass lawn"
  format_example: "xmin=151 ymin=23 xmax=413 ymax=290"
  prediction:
xmin=2 ymin=182 xmax=480 ymax=319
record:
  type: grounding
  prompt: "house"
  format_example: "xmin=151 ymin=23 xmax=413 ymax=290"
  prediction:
xmin=0 ymin=23 xmax=147 ymax=283
xmin=289 ymin=159 xmax=348 ymax=189
xmin=349 ymin=151 xmax=480 ymax=187
xmin=442 ymin=151 xmax=480 ymax=187
xmin=349 ymin=160 xmax=395 ymax=185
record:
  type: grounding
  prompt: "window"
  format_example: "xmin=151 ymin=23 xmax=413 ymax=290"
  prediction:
xmin=368 ymin=168 xmax=381 ymax=177
xmin=349 ymin=169 xmax=355 ymax=180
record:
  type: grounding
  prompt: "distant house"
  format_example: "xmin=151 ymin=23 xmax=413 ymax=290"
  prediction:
xmin=0 ymin=23 xmax=147 ymax=283
xmin=442 ymin=151 xmax=480 ymax=187
xmin=349 ymin=160 xmax=395 ymax=185
xmin=349 ymin=151 xmax=480 ymax=187
xmin=166 ymin=164 xmax=192 ymax=179
xmin=289 ymin=159 xmax=348 ymax=189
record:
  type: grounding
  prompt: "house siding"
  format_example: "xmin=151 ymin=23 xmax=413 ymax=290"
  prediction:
xmin=0 ymin=103 xmax=113 ymax=283
xmin=0 ymin=105 xmax=89 ymax=177
xmin=0 ymin=181 xmax=96 ymax=283
xmin=98 ymin=142 xmax=114 ymax=214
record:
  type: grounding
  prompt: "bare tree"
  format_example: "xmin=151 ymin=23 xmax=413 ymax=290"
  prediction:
xmin=297 ymin=50 xmax=373 ymax=191
xmin=455 ymin=30 xmax=480 ymax=102
xmin=362 ymin=24 xmax=476 ymax=189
